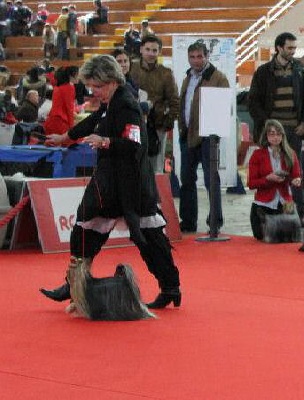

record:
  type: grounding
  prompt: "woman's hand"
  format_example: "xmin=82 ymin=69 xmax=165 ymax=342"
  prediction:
xmin=45 ymin=133 xmax=67 ymax=147
xmin=83 ymin=134 xmax=110 ymax=149
xmin=266 ymin=173 xmax=285 ymax=183
xmin=291 ymin=177 xmax=302 ymax=187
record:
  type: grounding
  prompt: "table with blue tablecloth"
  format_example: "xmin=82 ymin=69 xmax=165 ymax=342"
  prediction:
xmin=0 ymin=144 xmax=97 ymax=178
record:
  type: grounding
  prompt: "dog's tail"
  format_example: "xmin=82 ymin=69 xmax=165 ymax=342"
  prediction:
xmin=115 ymin=264 xmax=156 ymax=319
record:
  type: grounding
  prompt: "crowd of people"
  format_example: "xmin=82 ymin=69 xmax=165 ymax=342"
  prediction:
xmin=0 ymin=59 xmax=92 ymax=146
xmin=0 ymin=0 xmax=109 ymax=55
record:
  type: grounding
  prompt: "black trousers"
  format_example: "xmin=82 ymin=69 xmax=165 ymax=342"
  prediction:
xmin=70 ymin=224 xmax=180 ymax=291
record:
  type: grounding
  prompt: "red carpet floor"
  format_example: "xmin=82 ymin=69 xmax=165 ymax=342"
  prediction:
xmin=1 ymin=235 xmax=304 ymax=399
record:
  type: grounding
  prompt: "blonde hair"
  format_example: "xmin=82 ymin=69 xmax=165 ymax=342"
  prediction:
xmin=80 ymin=55 xmax=125 ymax=85
xmin=259 ymin=119 xmax=294 ymax=168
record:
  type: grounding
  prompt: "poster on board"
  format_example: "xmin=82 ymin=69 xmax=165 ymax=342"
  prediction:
xmin=172 ymin=36 xmax=237 ymax=187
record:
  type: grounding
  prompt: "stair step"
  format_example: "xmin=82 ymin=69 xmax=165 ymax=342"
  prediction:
xmin=99 ymin=40 xmax=116 ymax=48
xmin=130 ymin=15 xmax=149 ymax=23
xmin=146 ymin=4 xmax=162 ymax=11
xmin=115 ymin=28 xmax=126 ymax=36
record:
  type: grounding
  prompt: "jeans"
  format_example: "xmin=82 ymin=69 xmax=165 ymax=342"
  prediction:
xmin=57 ymin=31 xmax=68 ymax=60
xmin=179 ymin=137 xmax=223 ymax=230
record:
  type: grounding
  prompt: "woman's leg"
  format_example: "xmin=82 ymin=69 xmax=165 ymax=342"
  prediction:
xmin=134 ymin=227 xmax=181 ymax=308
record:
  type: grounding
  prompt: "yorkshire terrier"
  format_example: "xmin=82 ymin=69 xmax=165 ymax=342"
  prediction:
xmin=66 ymin=258 xmax=155 ymax=321
xmin=260 ymin=202 xmax=302 ymax=243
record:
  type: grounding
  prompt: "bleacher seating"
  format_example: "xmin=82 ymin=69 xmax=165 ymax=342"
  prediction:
xmin=1 ymin=0 xmax=290 ymax=86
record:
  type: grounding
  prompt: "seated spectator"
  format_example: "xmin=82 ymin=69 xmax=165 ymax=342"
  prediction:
xmin=13 ymin=90 xmax=42 ymax=144
xmin=124 ymin=22 xmax=141 ymax=58
xmin=55 ymin=6 xmax=69 ymax=60
xmin=248 ymin=119 xmax=302 ymax=241
xmin=74 ymin=79 xmax=90 ymax=106
xmin=11 ymin=0 xmax=32 ymax=36
xmin=19 ymin=66 xmax=47 ymax=105
xmin=38 ymin=86 xmax=53 ymax=122
xmin=0 ymin=43 xmax=5 ymax=61
xmin=0 ymin=65 xmax=10 ymax=88
xmin=140 ymin=19 xmax=154 ymax=40
xmin=0 ymin=88 xmax=17 ymax=124
xmin=42 ymin=23 xmax=56 ymax=59
xmin=15 ymin=89 xmax=39 ymax=122
xmin=31 ymin=3 xmax=49 ymax=36
xmin=43 ymin=66 xmax=79 ymax=146
xmin=67 ymin=4 xmax=78 ymax=48
xmin=86 ymin=0 xmax=108 ymax=34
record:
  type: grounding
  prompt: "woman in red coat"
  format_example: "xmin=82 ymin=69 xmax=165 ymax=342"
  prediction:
xmin=248 ymin=119 xmax=302 ymax=240
xmin=43 ymin=66 xmax=79 ymax=146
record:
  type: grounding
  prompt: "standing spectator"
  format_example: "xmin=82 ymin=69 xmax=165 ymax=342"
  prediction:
xmin=86 ymin=0 xmax=108 ymax=34
xmin=248 ymin=119 xmax=301 ymax=240
xmin=5 ymin=0 xmax=14 ymax=37
xmin=113 ymin=48 xmax=151 ymax=115
xmin=124 ymin=22 xmax=141 ymax=58
xmin=43 ymin=66 xmax=79 ymax=145
xmin=42 ymin=23 xmax=56 ymax=59
xmin=31 ymin=3 xmax=49 ymax=36
xmin=0 ymin=1 xmax=7 ymax=45
xmin=113 ymin=48 xmax=139 ymax=99
xmin=67 ymin=4 xmax=77 ymax=48
xmin=140 ymin=19 xmax=154 ymax=40
xmin=55 ymin=6 xmax=69 ymax=60
xmin=178 ymin=40 xmax=229 ymax=233
xmin=11 ymin=0 xmax=32 ymax=36
xmin=130 ymin=34 xmax=179 ymax=173
xmin=248 ymin=32 xmax=304 ymax=222
xmin=0 ymin=42 xmax=5 ymax=60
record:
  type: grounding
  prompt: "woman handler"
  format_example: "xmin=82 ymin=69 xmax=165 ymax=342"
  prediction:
xmin=40 ymin=55 xmax=181 ymax=309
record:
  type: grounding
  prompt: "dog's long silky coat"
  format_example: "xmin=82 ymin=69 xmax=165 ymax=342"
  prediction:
xmin=67 ymin=259 xmax=155 ymax=320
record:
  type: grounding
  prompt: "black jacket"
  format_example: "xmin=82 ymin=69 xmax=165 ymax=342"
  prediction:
xmin=68 ymin=85 xmax=159 ymax=242
xmin=248 ymin=56 xmax=304 ymax=143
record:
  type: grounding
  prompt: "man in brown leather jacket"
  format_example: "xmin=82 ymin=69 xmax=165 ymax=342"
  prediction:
xmin=130 ymin=34 xmax=179 ymax=173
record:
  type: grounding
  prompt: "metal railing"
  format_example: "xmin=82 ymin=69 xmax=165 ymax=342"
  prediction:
xmin=236 ymin=0 xmax=300 ymax=68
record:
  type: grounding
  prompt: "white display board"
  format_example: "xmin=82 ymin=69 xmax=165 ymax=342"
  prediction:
xmin=200 ymin=87 xmax=233 ymax=137
xmin=172 ymin=36 xmax=237 ymax=187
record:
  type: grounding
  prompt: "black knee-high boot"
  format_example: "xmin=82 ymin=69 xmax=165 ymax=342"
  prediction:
xmin=135 ymin=227 xmax=181 ymax=309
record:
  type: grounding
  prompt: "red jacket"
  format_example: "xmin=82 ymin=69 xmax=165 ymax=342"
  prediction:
xmin=44 ymin=83 xmax=75 ymax=135
xmin=248 ymin=147 xmax=301 ymax=203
